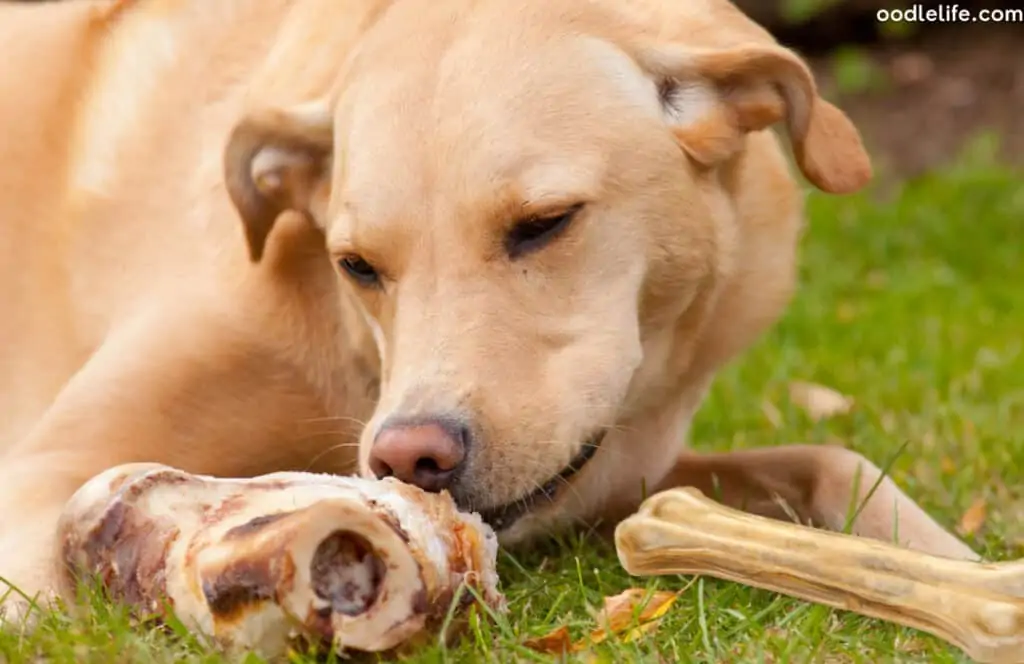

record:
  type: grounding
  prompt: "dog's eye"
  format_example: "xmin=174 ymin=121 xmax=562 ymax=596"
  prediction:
xmin=338 ymin=254 xmax=380 ymax=286
xmin=505 ymin=204 xmax=583 ymax=259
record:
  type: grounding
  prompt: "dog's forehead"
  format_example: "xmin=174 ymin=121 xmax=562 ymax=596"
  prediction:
xmin=331 ymin=16 xmax=663 ymax=229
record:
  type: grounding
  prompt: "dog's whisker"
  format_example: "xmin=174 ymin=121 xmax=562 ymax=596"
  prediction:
xmin=297 ymin=415 xmax=370 ymax=426
xmin=551 ymin=472 xmax=586 ymax=507
xmin=301 ymin=441 xmax=365 ymax=473
xmin=293 ymin=433 xmax=362 ymax=442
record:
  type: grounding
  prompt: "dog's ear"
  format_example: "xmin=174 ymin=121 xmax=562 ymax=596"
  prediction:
xmin=635 ymin=42 xmax=871 ymax=194
xmin=224 ymin=101 xmax=334 ymax=262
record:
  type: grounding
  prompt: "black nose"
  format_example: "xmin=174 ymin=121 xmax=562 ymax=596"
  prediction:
xmin=368 ymin=415 xmax=470 ymax=493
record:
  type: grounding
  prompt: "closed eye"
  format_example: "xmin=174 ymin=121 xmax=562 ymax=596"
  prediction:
xmin=338 ymin=254 xmax=381 ymax=287
xmin=505 ymin=203 xmax=584 ymax=259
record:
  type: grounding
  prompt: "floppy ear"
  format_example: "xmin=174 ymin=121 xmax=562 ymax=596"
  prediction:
xmin=635 ymin=43 xmax=872 ymax=194
xmin=223 ymin=101 xmax=334 ymax=262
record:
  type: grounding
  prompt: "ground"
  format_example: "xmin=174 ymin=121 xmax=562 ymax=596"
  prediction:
xmin=2 ymin=138 xmax=1022 ymax=662
xmin=808 ymin=24 xmax=1024 ymax=181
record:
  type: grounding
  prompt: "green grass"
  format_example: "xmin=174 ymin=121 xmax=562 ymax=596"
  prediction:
xmin=3 ymin=143 xmax=1022 ymax=663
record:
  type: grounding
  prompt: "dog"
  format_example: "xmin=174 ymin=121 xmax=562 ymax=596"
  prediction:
xmin=0 ymin=0 xmax=978 ymax=618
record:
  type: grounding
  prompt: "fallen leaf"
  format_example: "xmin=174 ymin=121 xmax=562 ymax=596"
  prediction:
xmin=586 ymin=589 xmax=679 ymax=646
xmin=866 ymin=270 xmax=888 ymax=288
xmin=958 ymin=498 xmax=987 ymax=536
xmin=879 ymin=410 xmax=898 ymax=434
xmin=523 ymin=589 xmax=680 ymax=656
xmin=788 ymin=381 xmax=854 ymax=421
xmin=761 ymin=399 xmax=783 ymax=429
xmin=939 ymin=456 xmax=956 ymax=475
xmin=523 ymin=625 xmax=573 ymax=654
xmin=835 ymin=302 xmax=858 ymax=322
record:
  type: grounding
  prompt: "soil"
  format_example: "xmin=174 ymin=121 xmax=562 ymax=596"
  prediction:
xmin=806 ymin=23 xmax=1024 ymax=179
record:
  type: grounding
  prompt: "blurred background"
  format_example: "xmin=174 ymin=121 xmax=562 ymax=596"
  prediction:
xmin=728 ymin=0 xmax=1024 ymax=181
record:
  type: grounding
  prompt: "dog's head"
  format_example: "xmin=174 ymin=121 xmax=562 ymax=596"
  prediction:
xmin=224 ymin=0 xmax=870 ymax=538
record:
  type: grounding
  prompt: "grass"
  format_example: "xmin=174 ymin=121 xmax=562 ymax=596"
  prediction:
xmin=3 ymin=141 xmax=1022 ymax=663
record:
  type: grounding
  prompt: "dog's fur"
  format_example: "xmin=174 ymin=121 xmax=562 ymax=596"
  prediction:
xmin=0 ymin=0 xmax=977 ymax=614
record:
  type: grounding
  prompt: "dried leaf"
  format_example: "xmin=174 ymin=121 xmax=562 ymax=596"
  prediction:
xmin=788 ymin=381 xmax=854 ymax=421
xmin=524 ymin=589 xmax=680 ymax=656
xmin=835 ymin=302 xmax=858 ymax=322
xmin=866 ymin=270 xmax=888 ymax=288
xmin=939 ymin=457 xmax=956 ymax=475
xmin=761 ymin=399 xmax=783 ymax=429
xmin=958 ymin=498 xmax=987 ymax=536
xmin=523 ymin=625 xmax=573 ymax=654
xmin=586 ymin=589 xmax=679 ymax=646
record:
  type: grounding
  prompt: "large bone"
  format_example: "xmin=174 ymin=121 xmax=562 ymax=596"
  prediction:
xmin=615 ymin=487 xmax=1024 ymax=664
xmin=57 ymin=463 xmax=505 ymax=658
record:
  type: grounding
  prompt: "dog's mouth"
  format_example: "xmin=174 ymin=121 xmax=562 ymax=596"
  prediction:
xmin=477 ymin=430 xmax=607 ymax=532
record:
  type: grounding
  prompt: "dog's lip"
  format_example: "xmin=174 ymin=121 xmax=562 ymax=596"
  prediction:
xmin=477 ymin=430 xmax=607 ymax=532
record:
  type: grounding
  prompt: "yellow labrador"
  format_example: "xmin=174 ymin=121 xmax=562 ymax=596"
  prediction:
xmin=0 ymin=0 xmax=976 ymax=616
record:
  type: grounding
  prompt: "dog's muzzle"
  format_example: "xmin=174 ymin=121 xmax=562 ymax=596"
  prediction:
xmin=477 ymin=430 xmax=607 ymax=531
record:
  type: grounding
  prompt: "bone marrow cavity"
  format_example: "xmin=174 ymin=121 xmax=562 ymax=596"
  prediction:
xmin=311 ymin=531 xmax=386 ymax=616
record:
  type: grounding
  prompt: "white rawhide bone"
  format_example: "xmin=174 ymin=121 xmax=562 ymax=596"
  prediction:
xmin=56 ymin=463 xmax=505 ymax=658
xmin=615 ymin=487 xmax=1024 ymax=664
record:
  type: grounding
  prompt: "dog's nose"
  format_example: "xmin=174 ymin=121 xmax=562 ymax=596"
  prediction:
xmin=369 ymin=418 xmax=468 ymax=493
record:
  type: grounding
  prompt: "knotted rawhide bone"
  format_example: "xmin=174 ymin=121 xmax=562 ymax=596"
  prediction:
xmin=56 ymin=463 xmax=505 ymax=658
xmin=615 ymin=487 xmax=1024 ymax=664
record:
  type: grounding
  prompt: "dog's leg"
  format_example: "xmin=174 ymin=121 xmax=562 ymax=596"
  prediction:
xmin=654 ymin=445 xmax=978 ymax=561
xmin=0 ymin=310 xmax=355 ymax=619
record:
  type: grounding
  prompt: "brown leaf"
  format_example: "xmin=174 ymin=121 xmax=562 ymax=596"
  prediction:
xmin=523 ymin=625 xmax=573 ymax=654
xmin=761 ymin=399 xmax=783 ymax=429
xmin=958 ymin=498 xmax=987 ymax=536
xmin=866 ymin=270 xmax=888 ymax=288
xmin=585 ymin=589 xmax=679 ymax=646
xmin=939 ymin=456 xmax=956 ymax=475
xmin=788 ymin=381 xmax=854 ymax=421
xmin=524 ymin=589 xmax=680 ymax=656
xmin=835 ymin=302 xmax=858 ymax=322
